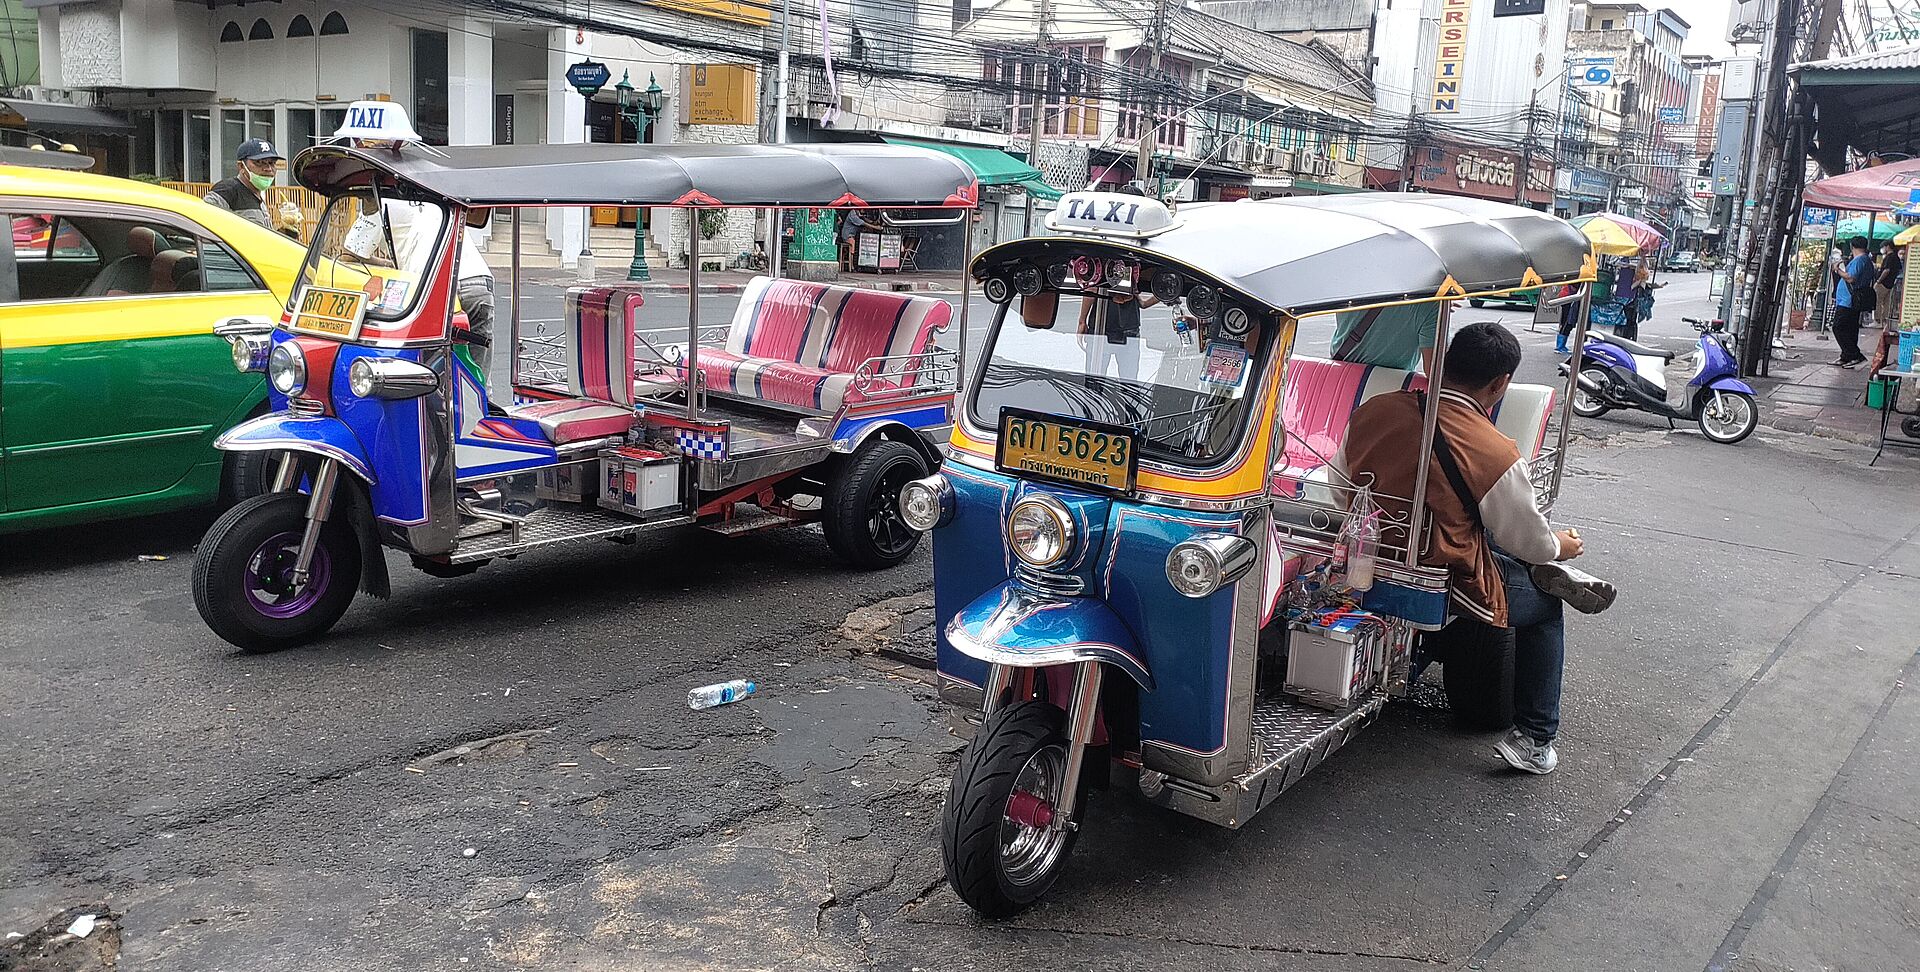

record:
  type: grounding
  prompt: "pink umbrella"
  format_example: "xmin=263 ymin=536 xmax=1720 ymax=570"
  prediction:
xmin=1802 ymin=158 xmax=1920 ymax=212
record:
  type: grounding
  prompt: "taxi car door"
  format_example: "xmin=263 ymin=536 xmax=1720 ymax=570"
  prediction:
xmin=1 ymin=208 xmax=269 ymax=514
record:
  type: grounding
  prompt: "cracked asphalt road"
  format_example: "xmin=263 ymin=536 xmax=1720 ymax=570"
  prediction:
xmin=6 ymin=275 xmax=1920 ymax=970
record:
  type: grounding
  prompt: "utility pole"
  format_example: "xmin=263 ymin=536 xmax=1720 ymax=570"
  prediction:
xmin=1401 ymin=0 xmax=1437 ymax=192
xmin=1136 ymin=0 xmax=1166 ymax=194
xmin=1020 ymin=0 xmax=1052 ymax=236
xmin=1518 ymin=94 xmax=1537 ymax=206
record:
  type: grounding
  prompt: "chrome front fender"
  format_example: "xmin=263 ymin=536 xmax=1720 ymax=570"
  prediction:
xmin=215 ymin=413 xmax=376 ymax=485
xmin=945 ymin=581 xmax=1154 ymax=691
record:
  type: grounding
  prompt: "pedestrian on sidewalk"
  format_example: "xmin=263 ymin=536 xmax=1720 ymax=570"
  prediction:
xmin=204 ymin=139 xmax=302 ymax=238
xmin=1831 ymin=235 xmax=1875 ymax=368
xmin=1876 ymin=242 xmax=1903 ymax=326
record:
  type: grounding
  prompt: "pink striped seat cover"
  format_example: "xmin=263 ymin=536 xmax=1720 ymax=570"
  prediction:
xmin=1270 ymin=356 xmax=1557 ymax=498
xmin=687 ymin=276 xmax=951 ymax=413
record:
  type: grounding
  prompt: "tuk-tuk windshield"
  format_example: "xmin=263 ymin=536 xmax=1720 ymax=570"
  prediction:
xmin=295 ymin=192 xmax=448 ymax=321
xmin=970 ymin=292 xmax=1275 ymax=466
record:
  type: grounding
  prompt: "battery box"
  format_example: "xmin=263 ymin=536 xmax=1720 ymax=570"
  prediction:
xmin=1283 ymin=612 xmax=1385 ymax=711
xmin=597 ymin=447 xmax=682 ymax=517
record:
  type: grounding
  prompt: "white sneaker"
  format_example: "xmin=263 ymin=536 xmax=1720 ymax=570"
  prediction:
xmin=1495 ymin=728 xmax=1559 ymax=775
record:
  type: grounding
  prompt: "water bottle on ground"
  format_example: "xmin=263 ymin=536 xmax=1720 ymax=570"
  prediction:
xmin=688 ymin=679 xmax=757 ymax=710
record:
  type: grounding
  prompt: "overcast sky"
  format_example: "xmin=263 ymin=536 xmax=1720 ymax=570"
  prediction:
xmin=1658 ymin=0 xmax=1736 ymax=58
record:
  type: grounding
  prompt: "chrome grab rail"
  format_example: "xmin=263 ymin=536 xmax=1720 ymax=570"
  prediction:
xmin=849 ymin=346 xmax=959 ymax=399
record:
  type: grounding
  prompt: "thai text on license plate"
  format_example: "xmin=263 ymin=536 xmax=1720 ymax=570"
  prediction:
xmin=290 ymin=286 xmax=368 ymax=339
xmin=995 ymin=409 xmax=1139 ymax=493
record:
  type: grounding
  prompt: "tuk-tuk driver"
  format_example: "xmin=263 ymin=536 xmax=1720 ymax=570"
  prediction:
xmin=1333 ymin=322 xmax=1598 ymax=775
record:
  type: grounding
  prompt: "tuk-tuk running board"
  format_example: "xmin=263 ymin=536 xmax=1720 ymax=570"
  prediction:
xmin=449 ymin=506 xmax=694 ymax=563
xmin=1142 ymin=691 xmax=1387 ymax=829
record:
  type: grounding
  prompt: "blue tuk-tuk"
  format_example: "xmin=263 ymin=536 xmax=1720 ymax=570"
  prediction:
xmin=894 ymin=189 xmax=1595 ymax=915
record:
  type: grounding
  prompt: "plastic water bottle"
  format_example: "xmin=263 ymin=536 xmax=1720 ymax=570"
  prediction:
xmin=687 ymin=679 xmax=757 ymax=710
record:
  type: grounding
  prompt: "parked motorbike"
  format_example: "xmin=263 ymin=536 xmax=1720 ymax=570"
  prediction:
xmin=1560 ymin=316 xmax=1760 ymax=444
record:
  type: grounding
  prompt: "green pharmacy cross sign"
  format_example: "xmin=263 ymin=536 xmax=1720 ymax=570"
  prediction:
xmin=567 ymin=60 xmax=612 ymax=98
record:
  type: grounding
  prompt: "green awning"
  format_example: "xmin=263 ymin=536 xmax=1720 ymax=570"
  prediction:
xmin=881 ymin=136 xmax=1063 ymax=200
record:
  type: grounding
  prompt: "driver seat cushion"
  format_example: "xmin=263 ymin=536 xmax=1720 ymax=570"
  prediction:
xmin=1271 ymin=357 xmax=1426 ymax=498
xmin=504 ymin=399 xmax=636 ymax=445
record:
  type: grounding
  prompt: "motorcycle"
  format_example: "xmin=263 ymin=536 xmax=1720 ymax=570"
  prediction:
xmin=1561 ymin=316 xmax=1760 ymax=444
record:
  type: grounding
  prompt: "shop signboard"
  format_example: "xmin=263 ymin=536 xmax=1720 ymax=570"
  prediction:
xmin=1657 ymin=106 xmax=1686 ymax=125
xmin=1801 ymin=207 xmax=1836 ymax=241
xmin=649 ymin=0 xmax=771 ymax=26
xmin=1569 ymin=57 xmax=1615 ymax=87
xmin=1411 ymin=140 xmax=1555 ymax=206
xmin=1430 ymin=0 xmax=1473 ymax=113
xmin=1493 ymin=0 xmax=1547 ymax=15
xmin=682 ymin=64 xmax=757 ymax=126
xmin=566 ymin=60 xmax=611 ymax=98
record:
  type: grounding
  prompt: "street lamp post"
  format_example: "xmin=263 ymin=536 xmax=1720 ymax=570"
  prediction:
xmin=617 ymin=71 xmax=666 ymax=282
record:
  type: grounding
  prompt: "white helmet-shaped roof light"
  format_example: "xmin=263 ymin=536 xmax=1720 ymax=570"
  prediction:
xmin=331 ymin=100 xmax=423 ymax=146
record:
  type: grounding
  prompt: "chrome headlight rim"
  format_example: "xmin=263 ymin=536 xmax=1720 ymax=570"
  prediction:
xmin=231 ymin=334 xmax=271 ymax=374
xmin=1165 ymin=533 xmax=1258 ymax=598
xmin=1008 ymin=493 xmax=1076 ymax=568
xmin=347 ymin=356 xmax=438 ymax=400
xmin=267 ymin=340 xmax=307 ymax=396
xmin=897 ymin=474 xmax=954 ymax=533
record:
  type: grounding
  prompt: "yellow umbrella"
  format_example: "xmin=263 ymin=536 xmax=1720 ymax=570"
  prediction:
xmin=1579 ymin=223 xmax=1644 ymax=256
xmin=1894 ymin=223 xmax=1920 ymax=246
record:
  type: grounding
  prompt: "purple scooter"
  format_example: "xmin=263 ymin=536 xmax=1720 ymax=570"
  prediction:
xmin=1559 ymin=316 xmax=1760 ymax=444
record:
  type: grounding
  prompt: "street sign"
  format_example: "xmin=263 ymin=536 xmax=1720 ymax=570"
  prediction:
xmin=1492 ymin=0 xmax=1547 ymax=14
xmin=1569 ymin=57 xmax=1615 ymax=86
xmin=1657 ymin=106 xmax=1686 ymax=124
xmin=567 ymin=60 xmax=612 ymax=98
xmin=1802 ymin=207 xmax=1837 ymax=240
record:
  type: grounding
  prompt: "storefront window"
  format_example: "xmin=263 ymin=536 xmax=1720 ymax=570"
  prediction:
xmin=188 ymin=110 xmax=212 ymax=182
xmin=288 ymin=110 xmax=318 ymax=157
xmin=251 ymin=110 xmax=275 ymax=150
xmin=221 ymin=109 xmax=246 ymax=170
xmin=411 ymin=29 xmax=449 ymax=144
xmin=157 ymin=110 xmax=184 ymax=181
xmin=321 ymin=108 xmax=347 ymax=141
xmin=129 ymin=110 xmax=156 ymax=177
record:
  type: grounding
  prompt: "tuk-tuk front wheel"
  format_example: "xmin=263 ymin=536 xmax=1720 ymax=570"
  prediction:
xmin=193 ymin=492 xmax=361 ymax=653
xmin=823 ymin=439 xmax=928 ymax=569
xmin=942 ymin=700 xmax=1078 ymax=918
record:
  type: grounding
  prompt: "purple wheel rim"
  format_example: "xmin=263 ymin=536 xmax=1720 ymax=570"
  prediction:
xmin=242 ymin=531 xmax=332 ymax=619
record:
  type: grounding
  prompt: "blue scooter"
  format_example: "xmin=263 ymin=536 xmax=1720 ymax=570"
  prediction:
xmin=1561 ymin=316 xmax=1760 ymax=444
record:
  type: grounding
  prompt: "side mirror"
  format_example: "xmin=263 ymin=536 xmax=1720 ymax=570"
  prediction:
xmin=465 ymin=207 xmax=492 ymax=229
xmin=1019 ymin=291 xmax=1057 ymax=329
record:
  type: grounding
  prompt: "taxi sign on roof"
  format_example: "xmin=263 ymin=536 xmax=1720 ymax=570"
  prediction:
xmin=332 ymin=101 xmax=422 ymax=144
xmin=1045 ymin=190 xmax=1179 ymax=238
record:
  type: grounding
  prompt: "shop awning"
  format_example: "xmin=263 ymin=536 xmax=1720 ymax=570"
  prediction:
xmin=0 ymin=98 xmax=133 ymax=135
xmin=880 ymin=136 xmax=1062 ymax=200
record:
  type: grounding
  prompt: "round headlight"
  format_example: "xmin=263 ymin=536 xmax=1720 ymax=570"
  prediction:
xmin=1008 ymin=495 xmax=1074 ymax=568
xmin=1221 ymin=306 xmax=1252 ymax=338
xmin=1166 ymin=534 xmax=1258 ymax=598
xmin=1047 ymin=262 xmax=1074 ymax=289
xmin=231 ymin=335 xmax=270 ymax=374
xmin=897 ymin=474 xmax=953 ymax=533
xmin=348 ymin=358 xmax=376 ymax=398
xmin=983 ymin=276 xmax=1012 ymax=304
xmin=267 ymin=341 xmax=307 ymax=396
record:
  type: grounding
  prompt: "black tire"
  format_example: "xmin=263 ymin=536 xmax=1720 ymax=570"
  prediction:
xmin=1444 ymin=626 xmax=1517 ymax=731
xmin=193 ymin=492 xmax=361 ymax=653
xmin=942 ymin=700 xmax=1077 ymax=918
xmin=1570 ymin=366 xmax=1612 ymax=418
xmin=1696 ymin=391 xmax=1759 ymax=444
xmin=221 ymin=449 xmax=280 ymax=505
xmin=823 ymin=439 xmax=928 ymax=569
xmin=1902 ymin=416 xmax=1920 ymax=440
xmin=1468 ymin=298 xmax=1485 ymax=308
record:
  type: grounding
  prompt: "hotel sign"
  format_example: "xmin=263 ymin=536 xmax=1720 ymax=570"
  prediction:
xmin=1431 ymin=0 xmax=1473 ymax=113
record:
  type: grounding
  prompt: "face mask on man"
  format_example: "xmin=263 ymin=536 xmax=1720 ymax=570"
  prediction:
xmin=248 ymin=170 xmax=275 ymax=192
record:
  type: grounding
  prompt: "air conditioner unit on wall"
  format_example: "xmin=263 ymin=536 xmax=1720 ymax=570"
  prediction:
xmin=1221 ymin=141 xmax=1245 ymax=163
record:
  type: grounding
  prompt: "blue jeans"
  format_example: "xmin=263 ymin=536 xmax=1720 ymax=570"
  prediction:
xmin=1496 ymin=552 xmax=1566 ymax=742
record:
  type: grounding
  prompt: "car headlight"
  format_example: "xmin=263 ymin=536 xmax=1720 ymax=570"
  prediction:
xmin=897 ymin=474 xmax=954 ymax=532
xmin=1165 ymin=534 xmax=1258 ymax=598
xmin=231 ymin=335 xmax=271 ymax=374
xmin=348 ymin=356 xmax=438 ymax=400
xmin=1008 ymin=494 xmax=1074 ymax=568
xmin=267 ymin=341 xmax=307 ymax=396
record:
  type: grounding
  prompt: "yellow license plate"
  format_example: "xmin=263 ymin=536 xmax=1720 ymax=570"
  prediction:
xmin=995 ymin=409 xmax=1140 ymax=493
xmin=289 ymin=286 xmax=368 ymax=340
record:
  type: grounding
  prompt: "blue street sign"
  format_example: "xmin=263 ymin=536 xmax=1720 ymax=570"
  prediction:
xmin=1658 ymin=106 xmax=1685 ymax=124
xmin=567 ymin=60 xmax=612 ymax=97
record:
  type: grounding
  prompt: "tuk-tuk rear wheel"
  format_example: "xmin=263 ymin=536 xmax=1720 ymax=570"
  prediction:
xmin=942 ymin=700 xmax=1077 ymax=918
xmin=823 ymin=439 xmax=928 ymax=569
xmin=193 ymin=492 xmax=361 ymax=653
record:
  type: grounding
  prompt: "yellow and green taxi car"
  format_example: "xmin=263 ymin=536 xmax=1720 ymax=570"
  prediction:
xmin=1 ymin=160 xmax=307 ymax=533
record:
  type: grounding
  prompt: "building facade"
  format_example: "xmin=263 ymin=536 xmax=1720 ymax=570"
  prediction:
xmin=1567 ymin=3 xmax=1693 ymax=236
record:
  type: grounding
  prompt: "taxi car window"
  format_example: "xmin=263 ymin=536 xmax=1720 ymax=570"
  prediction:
xmin=10 ymin=214 xmax=208 ymax=302
xmin=195 ymin=239 xmax=263 ymax=292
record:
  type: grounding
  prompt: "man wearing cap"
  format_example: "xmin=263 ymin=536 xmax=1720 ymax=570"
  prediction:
xmin=204 ymin=139 xmax=286 ymax=232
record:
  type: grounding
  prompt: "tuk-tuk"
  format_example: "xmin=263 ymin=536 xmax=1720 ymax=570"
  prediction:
xmin=896 ymin=189 xmax=1594 ymax=915
xmin=193 ymin=103 xmax=978 ymax=652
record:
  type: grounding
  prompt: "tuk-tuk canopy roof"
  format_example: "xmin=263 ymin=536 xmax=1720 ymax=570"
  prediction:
xmin=292 ymin=142 xmax=980 ymax=209
xmin=976 ymin=192 xmax=1596 ymax=316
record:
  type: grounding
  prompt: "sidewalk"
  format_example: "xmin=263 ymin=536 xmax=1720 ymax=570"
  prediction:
xmin=516 ymin=264 xmax=965 ymax=294
xmin=1747 ymin=323 xmax=1885 ymax=445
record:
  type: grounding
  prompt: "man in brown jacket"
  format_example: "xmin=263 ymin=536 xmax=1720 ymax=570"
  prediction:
xmin=1335 ymin=322 xmax=1585 ymax=774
